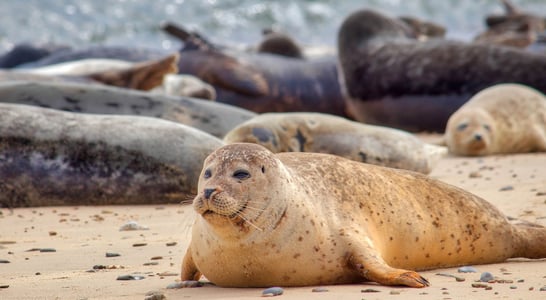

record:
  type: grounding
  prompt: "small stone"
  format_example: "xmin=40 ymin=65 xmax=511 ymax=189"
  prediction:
xmin=479 ymin=272 xmax=494 ymax=282
xmin=529 ymin=287 xmax=534 ymax=291
xmin=510 ymin=286 xmax=517 ymax=289
xmin=536 ymin=192 xmax=546 ymax=196
xmin=144 ymin=290 xmax=166 ymax=300
xmin=517 ymin=279 xmax=524 ymax=283
xmin=35 ymin=272 xmax=41 ymax=275
xmin=436 ymin=273 xmax=465 ymax=282
xmin=150 ymin=256 xmax=163 ymax=260
xmin=119 ymin=221 xmax=149 ymax=231
xmin=157 ymin=271 xmax=178 ymax=277
xmin=262 ymin=287 xmax=284 ymax=297
xmin=0 ymin=260 xmax=10 ymax=263
xmin=442 ymin=291 xmax=449 ymax=295
xmin=499 ymin=185 xmax=514 ymax=191
xmin=389 ymin=290 xmax=400 ymax=295
xmin=39 ymin=248 xmax=56 ymax=252
xmin=116 ymin=274 xmax=145 ymax=281
xmin=144 ymin=262 xmax=159 ymax=266
xmin=485 ymin=286 xmax=493 ymax=290
xmin=166 ymin=242 xmax=177 ymax=247
xmin=132 ymin=243 xmax=147 ymax=247
xmin=48 ymin=231 xmax=57 ymax=236
xmin=0 ymin=241 xmax=16 ymax=245
xmin=166 ymin=281 xmax=203 ymax=288
xmin=105 ymin=252 xmax=120 ymax=257
xmin=471 ymin=283 xmax=489 ymax=288
xmin=361 ymin=288 xmax=380 ymax=293
xmin=458 ymin=266 xmax=478 ymax=273
xmin=312 ymin=287 xmax=329 ymax=292
xmin=497 ymin=279 xmax=513 ymax=284
xmin=540 ymin=286 xmax=546 ymax=291
xmin=468 ymin=171 xmax=482 ymax=178
xmin=0 ymin=285 xmax=9 ymax=289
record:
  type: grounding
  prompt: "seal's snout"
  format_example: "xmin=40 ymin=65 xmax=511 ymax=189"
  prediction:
xmin=204 ymin=188 xmax=216 ymax=200
xmin=474 ymin=134 xmax=482 ymax=141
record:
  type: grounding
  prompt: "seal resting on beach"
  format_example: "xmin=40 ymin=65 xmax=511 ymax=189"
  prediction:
xmin=445 ymin=83 xmax=546 ymax=156
xmin=337 ymin=9 xmax=546 ymax=132
xmin=223 ymin=112 xmax=446 ymax=174
xmin=0 ymin=103 xmax=224 ymax=207
xmin=180 ymin=143 xmax=546 ymax=287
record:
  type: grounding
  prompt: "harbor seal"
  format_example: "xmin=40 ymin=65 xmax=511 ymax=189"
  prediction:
xmin=256 ymin=29 xmax=305 ymax=59
xmin=445 ymin=83 xmax=546 ymax=156
xmin=181 ymin=143 xmax=546 ymax=287
xmin=223 ymin=112 xmax=446 ymax=174
xmin=337 ymin=9 xmax=546 ymax=132
xmin=0 ymin=81 xmax=255 ymax=138
xmin=0 ymin=103 xmax=224 ymax=207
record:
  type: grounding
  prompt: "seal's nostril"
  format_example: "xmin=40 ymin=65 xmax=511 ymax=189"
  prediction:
xmin=474 ymin=134 xmax=482 ymax=141
xmin=204 ymin=188 xmax=215 ymax=199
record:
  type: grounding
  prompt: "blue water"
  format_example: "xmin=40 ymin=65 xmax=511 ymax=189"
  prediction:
xmin=0 ymin=0 xmax=544 ymax=52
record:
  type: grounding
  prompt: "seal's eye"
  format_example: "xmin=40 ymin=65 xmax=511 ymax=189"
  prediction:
xmin=483 ymin=124 xmax=491 ymax=131
xmin=261 ymin=166 xmax=265 ymax=173
xmin=457 ymin=123 xmax=468 ymax=131
xmin=204 ymin=169 xmax=211 ymax=179
xmin=233 ymin=170 xmax=250 ymax=180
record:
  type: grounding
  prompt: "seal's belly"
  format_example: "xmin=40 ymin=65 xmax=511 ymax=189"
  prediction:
xmin=191 ymin=242 xmax=361 ymax=287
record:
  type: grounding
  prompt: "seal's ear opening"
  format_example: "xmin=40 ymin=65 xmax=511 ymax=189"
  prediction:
xmin=261 ymin=166 xmax=265 ymax=173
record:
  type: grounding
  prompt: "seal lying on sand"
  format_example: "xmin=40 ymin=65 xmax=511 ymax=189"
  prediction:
xmin=338 ymin=9 xmax=546 ymax=132
xmin=445 ymin=83 xmax=546 ymax=156
xmin=0 ymin=81 xmax=255 ymax=138
xmin=181 ymin=143 xmax=546 ymax=287
xmin=0 ymin=103 xmax=224 ymax=207
xmin=223 ymin=112 xmax=446 ymax=174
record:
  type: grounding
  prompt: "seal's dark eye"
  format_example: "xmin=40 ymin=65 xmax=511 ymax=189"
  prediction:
xmin=261 ymin=166 xmax=265 ymax=173
xmin=204 ymin=169 xmax=211 ymax=179
xmin=457 ymin=123 xmax=468 ymax=131
xmin=233 ymin=170 xmax=250 ymax=180
xmin=483 ymin=124 xmax=491 ymax=131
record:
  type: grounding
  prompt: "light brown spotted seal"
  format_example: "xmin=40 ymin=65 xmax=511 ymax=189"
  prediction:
xmin=181 ymin=143 xmax=546 ymax=287
xmin=223 ymin=112 xmax=446 ymax=174
xmin=445 ymin=83 xmax=546 ymax=156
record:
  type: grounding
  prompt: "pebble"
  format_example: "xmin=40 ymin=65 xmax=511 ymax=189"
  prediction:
xmin=361 ymin=288 xmax=380 ymax=293
xmin=144 ymin=290 xmax=166 ymax=300
xmin=119 ymin=221 xmax=149 ymax=231
xmin=166 ymin=281 xmax=203 ymax=288
xmin=389 ymin=290 xmax=400 ymax=295
xmin=510 ymin=286 xmax=517 ymax=289
xmin=499 ymin=185 xmax=514 ymax=191
xmin=48 ymin=231 xmax=57 ymax=236
xmin=0 ymin=284 xmax=9 ymax=289
xmin=116 ymin=274 xmax=145 ymax=281
xmin=133 ymin=243 xmax=148 ymax=247
xmin=479 ymin=272 xmax=494 ymax=282
xmin=540 ymin=286 xmax=546 ymax=291
xmin=150 ymin=256 xmax=163 ymax=260
xmin=166 ymin=242 xmax=177 ymax=247
xmin=262 ymin=287 xmax=284 ymax=297
xmin=105 ymin=252 xmax=120 ymax=257
xmin=468 ymin=171 xmax=482 ymax=178
xmin=471 ymin=283 xmax=489 ymax=288
xmin=458 ymin=266 xmax=477 ymax=273
xmin=93 ymin=264 xmax=124 ymax=270
xmin=157 ymin=271 xmax=178 ymax=277
xmin=143 ymin=262 xmax=159 ymax=266
xmin=0 ymin=260 xmax=10 ymax=263
xmin=311 ymin=287 xmax=329 ymax=292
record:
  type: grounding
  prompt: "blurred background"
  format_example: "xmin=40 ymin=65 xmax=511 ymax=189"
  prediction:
xmin=1 ymin=0 xmax=544 ymax=52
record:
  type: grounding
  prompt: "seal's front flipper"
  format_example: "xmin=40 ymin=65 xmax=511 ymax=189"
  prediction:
xmin=181 ymin=246 xmax=202 ymax=282
xmin=349 ymin=249 xmax=430 ymax=288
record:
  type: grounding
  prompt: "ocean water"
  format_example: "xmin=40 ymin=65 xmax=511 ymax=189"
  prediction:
xmin=0 ymin=0 xmax=544 ymax=53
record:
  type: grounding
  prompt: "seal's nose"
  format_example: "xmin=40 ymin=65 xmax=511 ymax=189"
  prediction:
xmin=204 ymin=188 xmax=216 ymax=200
xmin=474 ymin=134 xmax=482 ymax=141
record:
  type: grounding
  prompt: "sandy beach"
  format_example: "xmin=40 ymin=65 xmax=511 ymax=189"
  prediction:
xmin=1 ymin=138 xmax=545 ymax=299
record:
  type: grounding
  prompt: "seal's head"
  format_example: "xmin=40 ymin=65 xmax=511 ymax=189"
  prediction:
xmin=445 ymin=109 xmax=496 ymax=156
xmin=192 ymin=143 xmax=288 ymax=235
